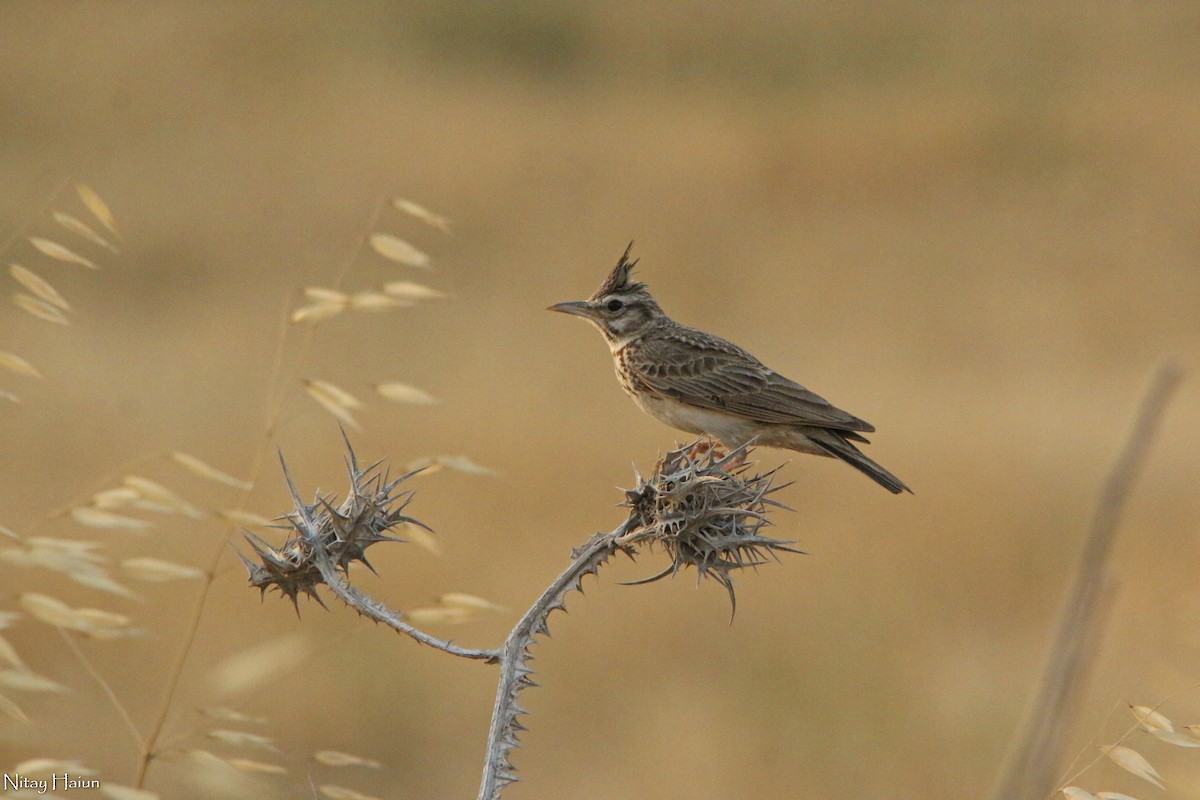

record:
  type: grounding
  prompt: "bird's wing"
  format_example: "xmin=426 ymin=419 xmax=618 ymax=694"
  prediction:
xmin=625 ymin=326 xmax=875 ymax=433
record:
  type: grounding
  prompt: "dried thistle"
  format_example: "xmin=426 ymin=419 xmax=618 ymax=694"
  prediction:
xmin=246 ymin=436 xmax=795 ymax=800
xmin=241 ymin=438 xmax=496 ymax=662
xmin=619 ymin=441 xmax=799 ymax=614
xmin=239 ymin=443 xmax=426 ymax=612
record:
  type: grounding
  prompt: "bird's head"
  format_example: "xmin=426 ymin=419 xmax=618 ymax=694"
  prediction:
xmin=549 ymin=243 xmax=665 ymax=350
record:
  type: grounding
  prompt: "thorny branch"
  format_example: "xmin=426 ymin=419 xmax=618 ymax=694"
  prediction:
xmin=241 ymin=443 xmax=498 ymax=662
xmin=241 ymin=438 xmax=795 ymax=799
xmin=477 ymin=521 xmax=634 ymax=798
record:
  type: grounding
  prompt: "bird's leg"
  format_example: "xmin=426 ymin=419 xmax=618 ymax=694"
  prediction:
xmin=684 ymin=438 xmax=750 ymax=470
xmin=685 ymin=438 xmax=722 ymax=461
xmin=722 ymin=445 xmax=749 ymax=470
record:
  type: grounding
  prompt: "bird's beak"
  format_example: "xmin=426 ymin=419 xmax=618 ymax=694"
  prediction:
xmin=547 ymin=301 xmax=595 ymax=319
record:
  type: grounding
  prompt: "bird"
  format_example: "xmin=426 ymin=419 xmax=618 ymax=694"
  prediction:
xmin=548 ymin=243 xmax=910 ymax=494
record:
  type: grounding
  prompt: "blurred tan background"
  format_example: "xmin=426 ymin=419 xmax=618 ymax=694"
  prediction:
xmin=1 ymin=3 xmax=1199 ymax=798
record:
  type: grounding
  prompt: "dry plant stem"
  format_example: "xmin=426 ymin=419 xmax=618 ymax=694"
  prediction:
xmin=267 ymin=195 xmax=389 ymax=417
xmin=57 ymin=627 xmax=144 ymax=751
xmin=17 ymin=448 xmax=183 ymax=786
xmin=135 ymin=539 xmax=222 ymax=786
xmin=259 ymin=297 xmax=295 ymax=442
xmin=1060 ymin=682 xmax=1200 ymax=793
xmin=135 ymin=406 xmax=290 ymax=787
xmin=478 ymin=521 xmax=633 ymax=800
xmin=988 ymin=363 xmax=1184 ymax=800
xmin=308 ymin=545 xmax=499 ymax=661
xmin=8 ymin=194 xmax=391 ymax=788
xmin=135 ymin=305 xmax=296 ymax=788
xmin=136 ymin=201 xmax=388 ymax=787
xmin=0 ymin=176 xmax=181 ymax=786
xmin=283 ymin=517 xmax=628 ymax=799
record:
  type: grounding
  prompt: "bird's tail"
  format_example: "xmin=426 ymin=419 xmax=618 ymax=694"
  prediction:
xmin=807 ymin=429 xmax=912 ymax=495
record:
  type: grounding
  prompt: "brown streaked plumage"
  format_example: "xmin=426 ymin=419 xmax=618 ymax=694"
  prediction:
xmin=549 ymin=243 xmax=911 ymax=494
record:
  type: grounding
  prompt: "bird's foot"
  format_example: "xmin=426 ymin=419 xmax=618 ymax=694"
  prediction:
xmin=684 ymin=438 xmax=749 ymax=470
xmin=723 ymin=450 xmax=748 ymax=470
xmin=685 ymin=439 xmax=722 ymax=461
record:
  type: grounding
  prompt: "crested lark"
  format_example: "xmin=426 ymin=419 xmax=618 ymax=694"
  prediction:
xmin=549 ymin=244 xmax=910 ymax=494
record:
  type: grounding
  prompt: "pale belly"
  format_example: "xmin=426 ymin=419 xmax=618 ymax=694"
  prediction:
xmin=627 ymin=391 xmax=825 ymax=455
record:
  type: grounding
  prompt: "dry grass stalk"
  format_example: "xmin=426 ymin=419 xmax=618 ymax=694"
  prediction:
xmin=0 ymin=181 xmax=316 ymax=797
xmin=988 ymin=364 xmax=1184 ymax=799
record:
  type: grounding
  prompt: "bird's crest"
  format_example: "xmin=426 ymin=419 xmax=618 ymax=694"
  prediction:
xmin=590 ymin=241 xmax=644 ymax=300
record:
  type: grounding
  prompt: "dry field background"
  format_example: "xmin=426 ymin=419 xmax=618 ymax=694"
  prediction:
xmin=1 ymin=3 xmax=1199 ymax=798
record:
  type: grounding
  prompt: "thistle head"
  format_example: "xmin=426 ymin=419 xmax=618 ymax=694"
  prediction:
xmin=619 ymin=440 xmax=798 ymax=616
xmin=240 ymin=441 xmax=428 ymax=613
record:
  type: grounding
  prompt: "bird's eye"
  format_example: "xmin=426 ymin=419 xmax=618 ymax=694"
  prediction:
xmin=606 ymin=299 xmax=624 ymax=312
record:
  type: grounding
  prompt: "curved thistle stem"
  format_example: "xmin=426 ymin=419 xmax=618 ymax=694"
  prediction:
xmin=478 ymin=520 xmax=634 ymax=799
xmin=303 ymin=527 xmax=500 ymax=662
xmin=265 ymin=450 xmax=499 ymax=661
